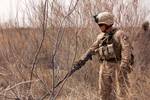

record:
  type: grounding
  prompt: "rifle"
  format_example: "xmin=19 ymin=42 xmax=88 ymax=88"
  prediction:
xmin=54 ymin=33 xmax=113 ymax=88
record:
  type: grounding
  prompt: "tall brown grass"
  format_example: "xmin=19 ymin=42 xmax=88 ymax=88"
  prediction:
xmin=0 ymin=0 xmax=149 ymax=99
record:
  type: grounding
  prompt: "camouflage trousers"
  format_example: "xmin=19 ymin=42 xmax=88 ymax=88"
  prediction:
xmin=99 ymin=61 xmax=130 ymax=100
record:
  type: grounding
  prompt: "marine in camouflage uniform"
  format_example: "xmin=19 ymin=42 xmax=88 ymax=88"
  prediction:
xmin=74 ymin=12 xmax=133 ymax=100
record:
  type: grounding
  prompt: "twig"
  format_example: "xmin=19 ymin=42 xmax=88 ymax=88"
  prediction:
xmin=0 ymin=93 xmax=18 ymax=100
xmin=51 ymin=74 xmax=69 ymax=100
xmin=0 ymin=80 xmax=39 ymax=93
xmin=51 ymin=8 xmax=82 ymax=100
xmin=29 ymin=0 xmax=48 ymax=90
xmin=50 ymin=0 xmax=79 ymax=99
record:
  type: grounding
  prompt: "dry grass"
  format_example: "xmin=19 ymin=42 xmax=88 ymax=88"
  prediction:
xmin=0 ymin=27 xmax=149 ymax=100
xmin=0 ymin=0 xmax=148 ymax=99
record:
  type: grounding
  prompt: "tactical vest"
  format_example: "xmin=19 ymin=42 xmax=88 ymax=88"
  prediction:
xmin=98 ymin=29 xmax=121 ymax=62
xmin=97 ymin=29 xmax=134 ymax=65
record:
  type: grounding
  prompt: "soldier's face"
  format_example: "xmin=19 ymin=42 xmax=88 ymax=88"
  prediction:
xmin=98 ymin=24 xmax=106 ymax=32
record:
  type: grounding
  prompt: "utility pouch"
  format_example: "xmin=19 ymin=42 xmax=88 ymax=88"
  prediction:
xmin=107 ymin=44 xmax=116 ymax=59
xmin=98 ymin=44 xmax=116 ymax=60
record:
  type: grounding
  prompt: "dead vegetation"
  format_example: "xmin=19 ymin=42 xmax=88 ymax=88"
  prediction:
xmin=0 ymin=0 xmax=149 ymax=100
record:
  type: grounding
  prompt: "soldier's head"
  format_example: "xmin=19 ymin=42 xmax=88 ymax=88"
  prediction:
xmin=142 ymin=21 xmax=149 ymax=31
xmin=93 ymin=12 xmax=114 ymax=32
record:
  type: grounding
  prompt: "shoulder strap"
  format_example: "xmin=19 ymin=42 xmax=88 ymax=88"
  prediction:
xmin=99 ymin=28 xmax=118 ymax=46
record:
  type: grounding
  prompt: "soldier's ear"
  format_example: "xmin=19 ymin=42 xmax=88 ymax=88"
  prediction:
xmin=93 ymin=15 xmax=98 ymax=23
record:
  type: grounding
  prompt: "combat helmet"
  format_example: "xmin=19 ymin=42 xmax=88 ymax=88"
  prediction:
xmin=93 ymin=12 xmax=114 ymax=26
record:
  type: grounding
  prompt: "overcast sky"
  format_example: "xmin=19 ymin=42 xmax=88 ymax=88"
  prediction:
xmin=0 ymin=0 xmax=150 ymax=24
xmin=0 ymin=0 xmax=26 ymax=23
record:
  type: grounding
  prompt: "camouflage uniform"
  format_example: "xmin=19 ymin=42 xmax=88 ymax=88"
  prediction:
xmin=78 ymin=30 xmax=132 ymax=100
xmin=77 ymin=12 xmax=132 ymax=100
